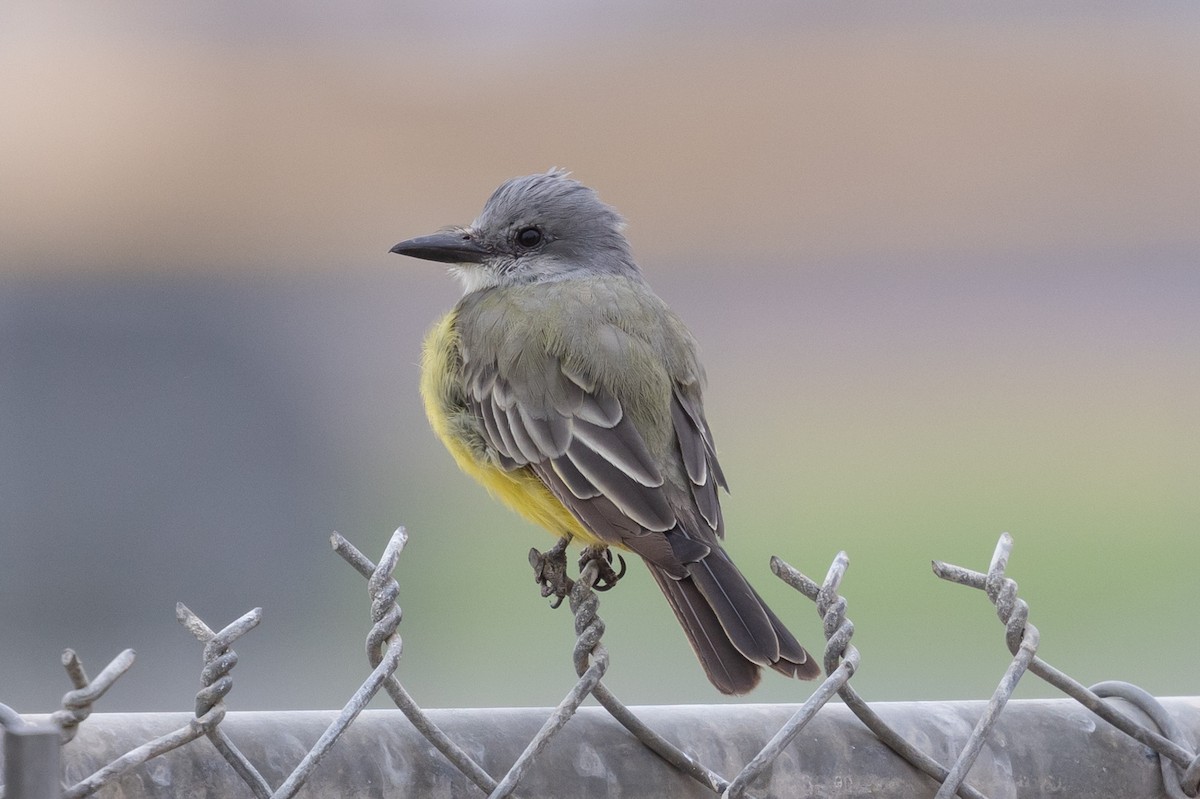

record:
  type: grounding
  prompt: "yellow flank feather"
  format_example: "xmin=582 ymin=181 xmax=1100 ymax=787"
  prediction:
xmin=419 ymin=310 xmax=603 ymax=547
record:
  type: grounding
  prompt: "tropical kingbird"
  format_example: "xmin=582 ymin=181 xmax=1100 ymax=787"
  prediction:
xmin=391 ymin=170 xmax=817 ymax=693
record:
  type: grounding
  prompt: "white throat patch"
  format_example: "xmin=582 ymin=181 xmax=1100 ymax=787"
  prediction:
xmin=450 ymin=265 xmax=501 ymax=294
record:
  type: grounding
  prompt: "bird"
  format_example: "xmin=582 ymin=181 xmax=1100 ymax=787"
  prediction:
xmin=390 ymin=169 xmax=818 ymax=694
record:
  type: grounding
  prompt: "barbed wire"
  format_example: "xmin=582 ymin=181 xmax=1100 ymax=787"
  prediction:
xmin=933 ymin=535 xmax=1200 ymax=798
xmin=1 ymin=530 xmax=1196 ymax=799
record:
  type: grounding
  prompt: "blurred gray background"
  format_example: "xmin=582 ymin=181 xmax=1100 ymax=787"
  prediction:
xmin=2 ymin=2 xmax=1198 ymax=713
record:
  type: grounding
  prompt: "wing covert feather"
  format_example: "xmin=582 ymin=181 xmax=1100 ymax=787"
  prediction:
xmin=465 ymin=349 xmax=678 ymax=541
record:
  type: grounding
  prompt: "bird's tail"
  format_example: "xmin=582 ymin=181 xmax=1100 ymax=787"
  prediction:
xmin=646 ymin=548 xmax=819 ymax=694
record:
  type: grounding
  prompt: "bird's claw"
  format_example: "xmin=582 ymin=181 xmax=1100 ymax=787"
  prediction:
xmin=529 ymin=539 xmax=626 ymax=606
xmin=579 ymin=546 xmax=627 ymax=592
xmin=529 ymin=537 xmax=573 ymax=608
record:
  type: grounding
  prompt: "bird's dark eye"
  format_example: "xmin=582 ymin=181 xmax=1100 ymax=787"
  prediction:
xmin=516 ymin=226 xmax=542 ymax=248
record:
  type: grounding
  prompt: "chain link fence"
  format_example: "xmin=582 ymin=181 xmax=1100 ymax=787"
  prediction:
xmin=2 ymin=531 xmax=1197 ymax=798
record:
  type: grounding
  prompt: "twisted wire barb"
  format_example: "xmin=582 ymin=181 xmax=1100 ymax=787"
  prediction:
xmin=0 ymin=648 xmax=136 ymax=799
xmin=530 ymin=546 xmax=742 ymax=797
xmin=487 ymin=561 xmax=609 ymax=799
xmin=931 ymin=535 xmax=1039 ymax=798
xmin=771 ymin=552 xmax=989 ymax=799
xmin=52 ymin=649 xmax=136 ymax=744
xmin=62 ymin=606 xmax=262 ymax=799
xmin=332 ymin=528 xmax=501 ymax=796
xmin=934 ymin=532 xmax=1200 ymax=799
xmin=179 ymin=604 xmax=273 ymax=799
xmin=59 ymin=530 xmax=437 ymax=799
xmin=268 ymin=531 xmax=410 ymax=799
xmin=722 ymin=555 xmax=858 ymax=799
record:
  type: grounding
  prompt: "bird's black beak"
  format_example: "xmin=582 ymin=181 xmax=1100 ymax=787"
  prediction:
xmin=389 ymin=231 xmax=489 ymax=264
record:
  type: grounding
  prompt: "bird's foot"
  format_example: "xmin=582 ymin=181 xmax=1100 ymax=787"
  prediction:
xmin=529 ymin=537 xmax=573 ymax=609
xmin=578 ymin=546 xmax=627 ymax=592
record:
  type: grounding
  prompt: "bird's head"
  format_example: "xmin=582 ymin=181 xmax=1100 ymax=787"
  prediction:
xmin=390 ymin=169 xmax=638 ymax=293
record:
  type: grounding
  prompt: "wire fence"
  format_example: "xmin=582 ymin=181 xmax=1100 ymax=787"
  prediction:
xmin=2 ymin=530 xmax=1197 ymax=798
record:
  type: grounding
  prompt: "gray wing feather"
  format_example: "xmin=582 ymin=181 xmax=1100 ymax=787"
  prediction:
xmin=491 ymin=375 xmax=515 ymax=409
xmin=577 ymin=392 xmax=622 ymax=427
xmin=572 ymin=417 xmax=662 ymax=487
xmin=674 ymin=385 xmax=727 ymax=489
xmin=550 ymin=456 xmax=602 ymax=500
xmin=487 ymin=395 xmax=523 ymax=463
xmin=473 ymin=396 xmax=520 ymax=470
xmin=465 ymin=352 xmax=678 ymax=541
xmin=671 ymin=385 xmax=727 ymax=534
xmin=504 ymin=403 xmax=544 ymax=463
xmin=517 ymin=402 xmax=572 ymax=455
xmin=567 ymin=434 xmax=674 ymax=531
xmin=671 ymin=391 xmax=708 ymax=486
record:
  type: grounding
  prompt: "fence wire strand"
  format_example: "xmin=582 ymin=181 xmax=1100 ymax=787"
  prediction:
xmin=331 ymin=529 xmax=502 ymax=796
xmin=2 ymin=529 xmax=1197 ymax=799
xmin=933 ymin=533 xmax=1200 ymax=799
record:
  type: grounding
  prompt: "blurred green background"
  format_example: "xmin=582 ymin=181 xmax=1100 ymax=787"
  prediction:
xmin=2 ymin=3 xmax=1197 ymax=713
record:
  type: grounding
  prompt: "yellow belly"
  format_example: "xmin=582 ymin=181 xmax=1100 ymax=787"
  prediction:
xmin=419 ymin=311 xmax=602 ymax=546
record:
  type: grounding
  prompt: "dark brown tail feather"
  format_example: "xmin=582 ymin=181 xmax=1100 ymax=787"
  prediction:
xmin=646 ymin=550 xmax=818 ymax=694
xmin=756 ymin=586 xmax=821 ymax=680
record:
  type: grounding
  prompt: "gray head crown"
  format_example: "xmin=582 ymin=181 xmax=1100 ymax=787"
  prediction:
xmin=390 ymin=169 xmax=641 ymax=293
xmin=469 ymin=170 xmax=639 ymax=287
